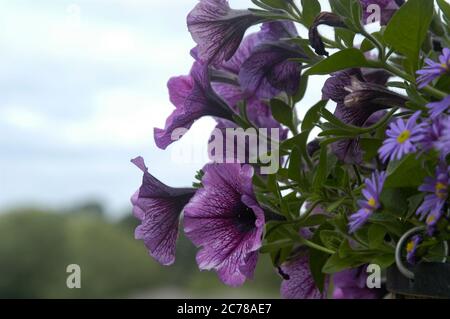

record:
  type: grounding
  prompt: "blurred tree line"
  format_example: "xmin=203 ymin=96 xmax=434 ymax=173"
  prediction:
xmin=0 ymin=204 xmax=280 ymax=298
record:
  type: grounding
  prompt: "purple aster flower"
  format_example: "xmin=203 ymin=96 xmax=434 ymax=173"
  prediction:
xmin=349 ymin=171 xmax=386 ymax=233
xmin=420 ymin=115 xmax=447 ymax=152
xmin=130 ymin=157 xmax=196 ymax=266
xmin=187 ymin=0 xmax=263 ymax=65
xmin=322 ymin=69 xmax=400 ymax=163
xmin=378 ymin=112 xmax=426 ymax=163
xmin=435 ymin=116 xmax=450 ymax=157
xmin=280 ymin=252 xmax=328 ymax=299
xmin=333 ymin=266 xmax=383 ymax=299
xmin=154 ymin=62 xmax=233 ymax=150
xmin=416 ymin=48 xmax=450 ymax=89
xmin=427 ymin=95 xmax=450 ymax=119
xmin=416 ymin=163 xmax=449 ymax=227
xmin=360 ymin=0 xmax=401 ymax=25
xmin=406 ymin=235 xmax=422 ymax=265
xmin=183 ymin=163 xmax=265 ymax=286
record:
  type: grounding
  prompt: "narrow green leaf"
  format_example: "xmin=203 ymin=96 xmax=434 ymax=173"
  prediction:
xmin=305 ymin=48 xmax=370 ymax=76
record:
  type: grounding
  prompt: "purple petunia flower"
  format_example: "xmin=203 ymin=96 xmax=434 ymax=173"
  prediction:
xmin=130 ymin=157 xmax=196 ymax=266
xmin=239 ymin=42 xmax=305 ymax=99
xmin=333 ymin=266 xmax=383 ymax=299
xmin=183 ymin=163 xmax=265 ymax=286
xmin=187 ymin=0 xmax=262 ymax=65
xmin=349 ymin=171 xmax=386 ymax=233
xmin=378 ymin=112 xmax=426 ymax=163
xmin=154 ymin=62 xmax=233 ymax=150
xmin=360 ymin=0 xmax=402 ymax=25
xmin=322 ymin=69 xmax=399 ymax=163
xmin=280 ymin=252 xmax=328 ymax=299
xmin=427 ymin=95 xmax=450 ymax=119
xmin=416 ymin=48 xmax=450 ymax=89
xmin=416 ymin=163 xmax=449 ymax=228
xmin=406 ymin=235 xmax=422 ymax=265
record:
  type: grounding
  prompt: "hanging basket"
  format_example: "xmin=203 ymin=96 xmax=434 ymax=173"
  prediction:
xmin=386 ymin=226 xmax=450 ymax=299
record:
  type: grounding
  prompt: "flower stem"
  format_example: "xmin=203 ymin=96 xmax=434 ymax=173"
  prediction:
xmin=299 ymin=237 xmax=335 ymax=255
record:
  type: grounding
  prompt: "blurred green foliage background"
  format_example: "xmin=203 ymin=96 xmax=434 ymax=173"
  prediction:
xmin=0 ymin=205 xmax=281 ymax=298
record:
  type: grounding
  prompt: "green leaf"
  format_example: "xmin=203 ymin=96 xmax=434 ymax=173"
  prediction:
xmin=309 ymin=223 xmax=333 ymax=292
xmin=368 ymin=224 xmax=387 ymax=249
xmin=437 ymin=0 xmax=450 ymax=20
xmin=384 ymin=0 xmax=434 ymax=71
xmin=380 ymin=187 xmax=417 ymax=217
xmin=370 ymin=254 xmax=395 ymax=268
xmin=301 ymin=0 xmax=321 ymax=27
xmin=320 ymin=230 xmax=344 ymax=251
xmin=301 ymin=214 xmax=328 ymax=227
xmin=288 ymin=147 xmax=302 ymax=182
xmin=301 ymin=100 xmax=327 ymax=132
xmin=313 ymin=147 xmax=328 ymax=188
xmin=270 ymin=98 xmax=294 ymax=131
xmin=305 ymin=48 xmax=370 ymax=76
xmin=384 ymin=154 xmax=427 ymax=188
xmin=322 ymin=253 xmax=355 ymax=274
xmin=260 ymin=239 xmax=293 ymax=253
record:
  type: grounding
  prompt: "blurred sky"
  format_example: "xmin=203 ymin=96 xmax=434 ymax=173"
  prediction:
xmin=0 ymin=0 xmax=335 ymax=215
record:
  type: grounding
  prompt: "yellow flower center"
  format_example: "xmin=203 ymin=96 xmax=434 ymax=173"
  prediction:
xmin=406 ymin=240 xmax=415 ymax=253
xmin=397 ymin=130 xmax=411 ymax=144
xmin=426 ymin=215 xmax=436 ymax=225
xmin=368 ymin=197 xmax=377 ymax=208
xmin=435 ymin=182 xmax=447 ymax=199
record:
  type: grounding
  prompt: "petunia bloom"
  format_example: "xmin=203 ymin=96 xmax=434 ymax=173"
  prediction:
xmin=154 ymin=62 xmax=233 ymax=150
xmin=183 ymin=163 xmax=265 ymax=286
xmin=406 ymin=235 xmax=422 ymax=265
xmin=333 ymin=266 xmax=383 ymax=299
xmin=322 ymin=69 xmax=397 ymax=163
xmin=280 ymin=252 xmax=328 ymax=299
xmin=378 ymin=112 xmax=426 ymax=163
xmin=349 ymin=171 xmax=386 ymax=233
xmin=131 ymin=157 xmax=196 ymax=266
xmin=416 ymin=163 xmax=449 ymax=228
xmin=427 ymin=95 xmax=450 ymax=119
xmin=309 ymin=12 xmax=346 ymax=56
xmin=187 ymin=0 xmax=263 ymax=65
xmin=416 ymin=48 xmax=450 ymax=89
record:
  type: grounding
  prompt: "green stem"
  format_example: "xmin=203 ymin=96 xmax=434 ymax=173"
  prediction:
xmin=361 ymin=29 xmax=385 ymax=61
xmin=374 ymin=62 xmax=447 ymax=99
xmin=299 ymin=237 xmax=335 ymax=255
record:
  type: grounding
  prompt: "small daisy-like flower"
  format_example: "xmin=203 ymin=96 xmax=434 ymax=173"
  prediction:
xmin=378 ymin=112 xmax=425 ymax=163
xmin=420 ymin=115 xmax=446 ymax=152
xmin=406 ymin=235 xmax=422 ymax=265
xmin=435 ymin=116 xmax=450 ymax=157
xmin=416 ymin=163 xmax=449 ymax=228
xmin=427 ymin=95 xmax=450 ymax=119
xmin=349 ymin=171 xmax=386 ymax=233
xmin=416 ymin=48 xmax=450 ymax=89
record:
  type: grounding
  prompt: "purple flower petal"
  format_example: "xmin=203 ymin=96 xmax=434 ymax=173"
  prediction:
xmin=280 ymin=252 xmax=328 ymax=299
xmin=187 ymin=0 xmax=262 ymax=65
xmin=130 ymin=157 xmax=196 ymax=265
xmin=184 ymin=163 xmax=265 ymax=286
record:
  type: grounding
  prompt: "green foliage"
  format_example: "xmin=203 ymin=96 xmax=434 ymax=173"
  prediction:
xmin=384 ymin=0 xmax=434 ymax=72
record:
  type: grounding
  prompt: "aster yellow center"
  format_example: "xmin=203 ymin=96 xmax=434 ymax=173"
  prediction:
xmin=427 ymin=215 xmax=436 ymax=224
xmin=368 ymin=197 xmax=376 ymax=208
xmin=406 ymin=241 xmax=415 ymax=253
xmin=435 ymin=182 xmax=447 ymax=199
xmin=397 ymin=130 xmax=411 ymax=144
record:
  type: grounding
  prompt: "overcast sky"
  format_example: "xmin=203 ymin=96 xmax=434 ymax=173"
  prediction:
xmin=0 ymin=0 xmax=337 ymax=215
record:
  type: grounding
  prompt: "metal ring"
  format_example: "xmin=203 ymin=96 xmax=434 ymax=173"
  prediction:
xmin=395 ymin=226 xmax=449 ymax=280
